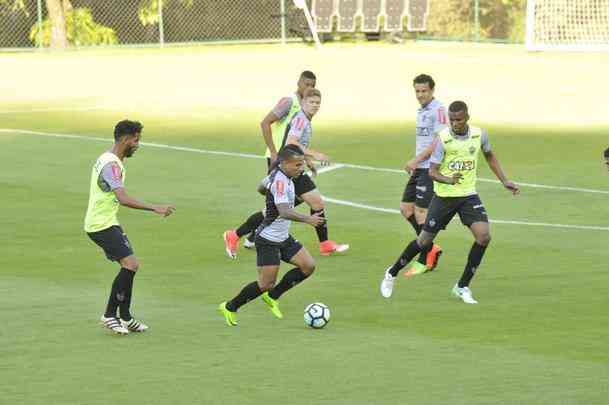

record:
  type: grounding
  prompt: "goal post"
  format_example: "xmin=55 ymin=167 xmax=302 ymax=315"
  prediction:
xmin=526 ymin=0 xmax=609 ymax=51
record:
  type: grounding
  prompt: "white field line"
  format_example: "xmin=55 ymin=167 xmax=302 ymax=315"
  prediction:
xmin=339 ymin=163 xmax=609 ymax=195
xmin=2 ymin=127 xmax=608 ymax=232
xmin=322 ymin=197 xmax=609 ymax=232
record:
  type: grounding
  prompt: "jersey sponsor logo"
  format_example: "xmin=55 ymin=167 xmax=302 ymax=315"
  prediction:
xmin=416 ymin=185 xmax=427 ymax=192
xmin=275 ymin=180 xmax=285 ymax=197
xmin=469 ymin=146 xmax=477 ymax=155
xmin=111 ymin=164 xmax=122 ymax=181
xmin=448 ymin=160 xmax=475 ymax=171
xmin=438 ymin=107 xmax=447 ymax=124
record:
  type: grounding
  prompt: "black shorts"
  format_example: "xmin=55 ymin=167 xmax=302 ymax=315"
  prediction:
xmin=87 ymin=225 xmax=134 ymax=262
xmin=255 ymin=235 xmax=303 ymax=267
xmin=423 ymin=194 xmax=489 ymax=234
xmin=402 ymin=169 xmax=434 ymax=208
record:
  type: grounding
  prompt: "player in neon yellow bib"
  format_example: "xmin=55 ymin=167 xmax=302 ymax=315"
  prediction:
xmin=380 ymin=101 xmax=519 ymax=304
xmin=85 ymin=120 xmax=175 ymax=335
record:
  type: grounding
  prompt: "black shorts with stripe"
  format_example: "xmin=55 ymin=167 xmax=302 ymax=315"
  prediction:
xmin=423 ymin=194 xmax=489 ymax=234
xmin=87 ymin=225 xmax=134 ymax=262
xmin=402 ymin=168 xmax=434 ymax=208
xmin=255 ymin=234 xmax=303 ymax=267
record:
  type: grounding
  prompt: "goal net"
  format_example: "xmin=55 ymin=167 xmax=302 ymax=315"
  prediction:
xmin=526 ymin=0 xmax=609 ymax=51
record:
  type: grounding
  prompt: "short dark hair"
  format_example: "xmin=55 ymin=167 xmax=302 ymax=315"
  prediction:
xmin=300 ymin=71 xmax=317 ymax=81
xmin=114 ymin=120 xmax=143 ymax=141
xmin=278 ymin=144 xmax=304 ymax=162
xmin=604 ymin=147 xmax=609 ymax=159
xmin=449 ymin=101 xmax=468 ymax=114
xmin=413 ymin=74 xmax=435 ymax=90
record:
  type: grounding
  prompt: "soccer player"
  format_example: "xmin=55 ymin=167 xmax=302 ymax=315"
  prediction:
xmin=84 ymin=120 xmax=175 ymax=335
xmin=219 ymin=144 xmax=325 ymax=326
xmin=401 ymin=74 xmax=447 ymax=272
xmin=380 ymin=101 xmax=519 ymax=304
xmin=223 ymin=86 xmax=349 ymax=258
xmin=604 ymin=147 xmax=609 ymax=170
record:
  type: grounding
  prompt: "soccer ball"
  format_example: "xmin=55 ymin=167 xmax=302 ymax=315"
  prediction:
xmin=304 ymin=302 xmax=330 ymax=329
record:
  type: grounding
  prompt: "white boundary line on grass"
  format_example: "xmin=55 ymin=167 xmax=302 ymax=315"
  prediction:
xmin=2 ymin=127 xmax=608 ymax=232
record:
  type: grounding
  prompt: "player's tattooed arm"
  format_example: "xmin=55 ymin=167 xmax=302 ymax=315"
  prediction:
xmin=113 ymin=188 xmax=176 ymax=217
xmin=276 ymin=203 xmax=325 ymax=227
xmin=483 ymin=150 xmax=520 ymax=195
xmin=429 ymin=163 xmax=462 ymax=185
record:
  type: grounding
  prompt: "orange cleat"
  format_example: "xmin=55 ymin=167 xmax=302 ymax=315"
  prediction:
xmin=319 ymin=240 xmax=350 ymax=256
xmin=425 ymin=244 xmax=443 ymax=271
xmin=223 ymin=230 xmax=240 ymax=259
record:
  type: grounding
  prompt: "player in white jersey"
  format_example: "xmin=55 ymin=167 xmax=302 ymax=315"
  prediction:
xmin=224 ymin=87 xmax=349 ymax=258
xmin=218 ymin=145 xmax=325 ymax=326
xmin=400 ymin=74 xmax=447 ymax=272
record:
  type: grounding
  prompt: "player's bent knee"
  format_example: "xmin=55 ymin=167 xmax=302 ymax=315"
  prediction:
xmin=477 ymin=234 xmax=491 ymax=246
xmin=121 ymin=256 xmax=139 ymax=272
xmin=302 ymin=262 xmax=316 ymax=276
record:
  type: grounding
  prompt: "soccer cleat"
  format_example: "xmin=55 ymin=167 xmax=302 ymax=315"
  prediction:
xmin=319 ymin=240 xmax=350 ymax=256
xmin=243 ymin=238 xmax=256 ymax=249
xmin=403 ymin=261 xmax=428 ymax=278
xmin=223 ymin=230 xmax=239 ymax=259
xmin=121 ymin=318 xmax=149 ymax=332
xmin=380 ymin=268 xmax=396 ymax=298
xmin=261 ymin=292 xmax=283 ymax=319
xmin=218 ymin=302 xmax=238 ymax=326
xmin=451 ymin=284 xmax=478 ymax=304
xmin=100 ymin=315 xmax=129 ymax=335
xmin=425 ymin=244 xmax=443 ymax=271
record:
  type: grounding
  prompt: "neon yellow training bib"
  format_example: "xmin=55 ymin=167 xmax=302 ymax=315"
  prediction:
xmin=434 ymin=126 xmax=482 ymax=197
xmin=84 ymin=152 xmax=125 ymax=232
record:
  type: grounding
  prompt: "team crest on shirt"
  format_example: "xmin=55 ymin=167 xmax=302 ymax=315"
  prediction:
xmin=469 ymin=146 xmax=476 ymax=155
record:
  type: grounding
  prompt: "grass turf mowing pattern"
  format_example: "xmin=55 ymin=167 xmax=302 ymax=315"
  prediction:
xmin=1 ymin=109 xmax=608 ymax=404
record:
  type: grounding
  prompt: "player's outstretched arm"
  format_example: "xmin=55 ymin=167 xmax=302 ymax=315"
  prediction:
xmin=405 ymin=137 xmax=439 ymax=173
xmin=483 ymin=150 xmax=520 ymax=195
xmin=276 ymin=203 xmax=325 ymax=227
xmin=113 ymin=188 xmax=176 ymax=217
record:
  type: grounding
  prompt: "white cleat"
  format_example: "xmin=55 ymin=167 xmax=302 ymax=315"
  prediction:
xmin=243 ymin=238 xmax=256 ymax=249
xmin=121 ymin=318 xmax=149 ymax=332
xmin=380 ymin=268 xmax=396 ymax=298
xmin=451 ymin=284 xmax=478 ymax=304
xmin=100 ymin=315 xmax=129 ymax=335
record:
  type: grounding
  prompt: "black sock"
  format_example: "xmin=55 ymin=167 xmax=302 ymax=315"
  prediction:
xmin=310 ymin=209 xmax=328 ymax=242
xmin=388 ymin=239 xmax=422 ymax=277
xmin=226 ymin=281 xmax=263 ymax=312
xmin=458 ymin=243 xmax=488 ymax=288
xmin=268 ymin=268 xmax=308 ymax=300
xmin=236 ymin=211 xmax=264 ymax=238
xmin=416 ymin=243 xmax=433 ymax=265
xmin=117 ymin=268 xmax=135 ymax=320
xmin=406 ymin=215 xmax=421 ymax=235
xmin=105 ymin=267 xmax=135 ymax=319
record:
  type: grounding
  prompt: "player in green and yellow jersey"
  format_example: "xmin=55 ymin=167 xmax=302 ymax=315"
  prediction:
xmin=84 ymin=120 xmax=175 ymax=335
xmin=380 ymin=101 xmax=519 ymax=304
